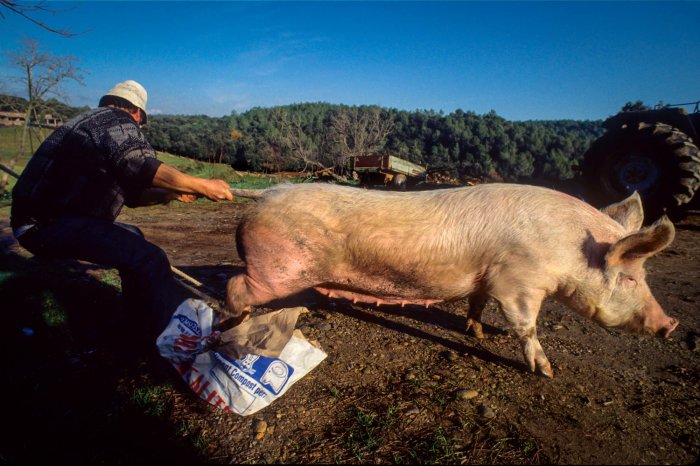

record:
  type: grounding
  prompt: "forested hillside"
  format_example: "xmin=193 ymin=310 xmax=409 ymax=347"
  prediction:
xmin=1 ymin=95 xmax=603 ymax=182
xmin=144 ymin=104 xmax=603 ymax=182
xmin=0 ymin=94 xmax=90 ymax=121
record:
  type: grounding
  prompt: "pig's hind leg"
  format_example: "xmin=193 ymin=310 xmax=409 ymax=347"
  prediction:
xmin=496 ymin=290 xmax=554 ymax=378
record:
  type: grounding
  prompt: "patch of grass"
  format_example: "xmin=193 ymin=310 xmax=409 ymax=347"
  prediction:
xmin=344 ymin=405 xmax=399 ymax=461
xmin=175 ymin=420 xmax=194 ymax=437
xmin=157 ymin=152 xmax=241 ymax=182
xmin=396 ymin=427 xmax=463 ymax=464
xmin=157 ymin=151 xmax=310 ymax=193
xmin=432 ymin=390 xmax=450 ymax=408
xmin=192 ymin=433 xmax=207 ymax=453
xmin=0 ymin=126 xmax=47 ymax=192
xmin=0 ymin=270 xmax=17 ymax=285
xmin=521 ymin=439 xmax=539 ymax=455
xmin=130 ymin=384 xmax=171 ymax=417
xmin=426 ymin=427 xmax=462 ymax=463
xmin=0 ymin=128 xmax=306 ymax=210
xmin=97 ymin=269 xmax=122 ymax=289
xmin=326 ymin=385 xmax=342 ymax=398
xmin=290 ymin=432 xmax=325 ymax=459
xmin=485 ymin=435 xmax=546 ymax=463
xmin=458 ymin=423 xmax=547 ymax=464
xmin=41 ymin=290 xmax=67 ymax=327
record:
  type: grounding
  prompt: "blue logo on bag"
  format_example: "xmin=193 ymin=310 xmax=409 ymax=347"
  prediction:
xmin=175 ymin=314 xmax=200 ymax=335
xmin=232 ymin=355 xmax=294 ymax=395
xmin=260 ymin=360 xmax=291 ymax=394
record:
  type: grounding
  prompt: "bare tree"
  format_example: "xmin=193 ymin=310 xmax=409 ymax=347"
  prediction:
xmin=329 ymin=106 xmax=394 ymax=175
xmin=275 ymin=109 xmax=317 ymax=172
xmin=268 ymin=109 xmax=347 ymax=181
xmin=0 ymin=0 xmax=81 ymax=37
xmin=0 ymin=39 xmax=85 ymax=192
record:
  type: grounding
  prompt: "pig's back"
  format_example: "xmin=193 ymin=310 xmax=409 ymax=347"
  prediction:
xmin=253 ymin=182 xmax=611 ymax=235
xmin=241 ymin=182 xmax=623 ymax=301
xmin=248 ymin=182 xmax=621 ymax=259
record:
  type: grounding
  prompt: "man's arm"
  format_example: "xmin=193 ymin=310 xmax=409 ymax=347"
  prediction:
xmin=128 ymin=187 xmax=198 ymax=207
xmin=150 ymin=164 xmax=233 ymax=202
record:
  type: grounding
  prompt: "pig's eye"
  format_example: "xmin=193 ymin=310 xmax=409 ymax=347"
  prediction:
xmin=622 ymin=276 xmax=637 ymax=288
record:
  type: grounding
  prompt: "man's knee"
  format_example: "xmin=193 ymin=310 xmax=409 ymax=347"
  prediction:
xmin=123 ymin=242 xmax=171 ymax=281
xmin=115 ymin=222 xmax=144 ymax=238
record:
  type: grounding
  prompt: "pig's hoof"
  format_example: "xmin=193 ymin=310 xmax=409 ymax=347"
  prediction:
xmin=465 ymin=319 xmax=486 ymax=339
xmin=537 ymin=363 xmax=554 ymax=378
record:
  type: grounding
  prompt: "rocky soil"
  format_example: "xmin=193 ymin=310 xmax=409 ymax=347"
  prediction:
xmin=1 ymin=193 xmax=698 ymax=464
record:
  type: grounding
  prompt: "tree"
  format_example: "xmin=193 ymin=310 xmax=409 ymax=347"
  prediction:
xmin=329 ymin=106 xmax=394 ymax=175
xmin=0 ymin=0 xmax=80 ymax=37
xmin=0 ymin=39 xmax=84 ymax=193
xmin=621 ymin=100 xmax=650 ymax=112
xmin=272 ymin=108 xmax=336 ymax=176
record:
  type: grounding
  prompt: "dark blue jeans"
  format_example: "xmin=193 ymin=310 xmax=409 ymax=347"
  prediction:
xmin=16 ymin=216 xmax=183 ymax=340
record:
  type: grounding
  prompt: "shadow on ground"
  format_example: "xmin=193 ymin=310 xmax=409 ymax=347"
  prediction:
xmin=0 ymin=245 xmax=207 ymax=464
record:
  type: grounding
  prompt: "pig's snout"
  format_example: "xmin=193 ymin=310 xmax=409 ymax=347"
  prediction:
xmin=638 ymin=299 xmax=679 ymax=339
xmin=655 ymin=317 xmax=679 ymax=339
xmin=625 ymin=306 xmax=679 ymax=339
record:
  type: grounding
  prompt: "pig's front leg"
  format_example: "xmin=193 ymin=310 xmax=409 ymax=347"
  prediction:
xmin=465 ymin=294 xmax=489 ymax=339
xmin=497 ymin=290 xmax=553 ymax=378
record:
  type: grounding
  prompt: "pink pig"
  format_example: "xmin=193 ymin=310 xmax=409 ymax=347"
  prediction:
xmin=226 ymin=183 xmax=678 ymax=377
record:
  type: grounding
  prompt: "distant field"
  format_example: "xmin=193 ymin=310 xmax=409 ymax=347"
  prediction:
xmin=0 ymin=126 xmax=49 ymax=182
xmin=0 ymin=127 xmax=290 ymax=197
xmin=0 ymin=126 xmax=293 ymax=215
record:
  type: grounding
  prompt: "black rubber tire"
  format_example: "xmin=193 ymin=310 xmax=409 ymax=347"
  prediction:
xmin=581 ymin=122 xmax=700 ymax=223
xmin=358 ymin=172 xmax=386 ymax=189
xmin=390 ymin=174 xmax=407 ymax=191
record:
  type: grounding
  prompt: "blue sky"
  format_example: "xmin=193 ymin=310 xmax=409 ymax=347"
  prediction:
xmin=1 ymin=1 xmax=698 ymax=121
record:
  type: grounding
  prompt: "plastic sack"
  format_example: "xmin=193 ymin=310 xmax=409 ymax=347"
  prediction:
xmin=156 ymin=299 xmax=327 ymax=415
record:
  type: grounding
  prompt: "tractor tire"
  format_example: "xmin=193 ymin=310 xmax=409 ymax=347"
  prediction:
xmin=581 ymin=122 xmax=700 ymax=223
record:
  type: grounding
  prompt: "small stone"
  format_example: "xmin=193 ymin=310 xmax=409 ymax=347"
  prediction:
xmin=444 ymin=351 xmax=459 ymax=362
xmin=405 ymin=407 xmax=421 ymax=416
xmin=477 ymin=404 xmax=495 ymax=419
xmin=455 ymin=389 xmax=479 ymax=401
xmin=253 ymin=419 xmax=267 ymax=440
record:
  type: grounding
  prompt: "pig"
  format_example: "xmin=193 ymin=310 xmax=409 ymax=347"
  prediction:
xmin=226 ymin=183 xmax=678 ymax=377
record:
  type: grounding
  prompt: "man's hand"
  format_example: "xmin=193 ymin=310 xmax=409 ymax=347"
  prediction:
xmin=198 ymin=179 xmax=233 ymax=202
xmin=174 ymin=193 xmax=199 ymax=203
xmin=131 ymin=188 xmax=190 ymax=207
xmin=151 ymin=164 xmax=233 ymax=202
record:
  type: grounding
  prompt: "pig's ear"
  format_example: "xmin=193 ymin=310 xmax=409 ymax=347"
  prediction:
xmin=601 ymin=191 xmax=644 ymax=232
xmin=606 ymin=216 xmax=675 ymax=268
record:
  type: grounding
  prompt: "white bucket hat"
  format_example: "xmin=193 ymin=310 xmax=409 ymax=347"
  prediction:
xmin=103 ymin=80 xmax=148 ymax=123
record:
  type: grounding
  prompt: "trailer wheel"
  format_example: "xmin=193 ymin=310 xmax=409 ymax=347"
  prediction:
xmin=390 ymin=174 xmax=407 ymax=191
xmin=581 ymin=122 xmax=700 ymax=223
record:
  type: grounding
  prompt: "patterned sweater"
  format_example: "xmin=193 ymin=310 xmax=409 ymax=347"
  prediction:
xmin=11 ymin=107 xmax=162 ymax=228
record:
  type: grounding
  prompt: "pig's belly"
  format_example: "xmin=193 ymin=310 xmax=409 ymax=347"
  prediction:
xmin=313 ymin=285 xmax=443 ymax=308
xmin=307 ymin=261 xmax=479 ymax=308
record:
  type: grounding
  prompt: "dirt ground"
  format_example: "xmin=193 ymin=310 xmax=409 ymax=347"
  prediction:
xmin=1 ymin=187 xmax=698 ymax=464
